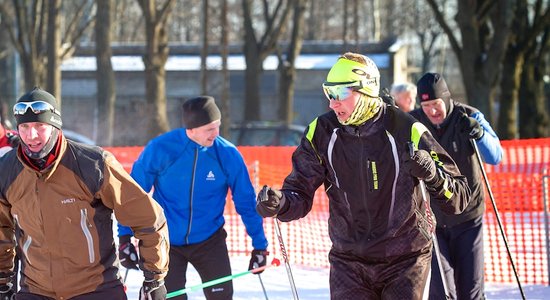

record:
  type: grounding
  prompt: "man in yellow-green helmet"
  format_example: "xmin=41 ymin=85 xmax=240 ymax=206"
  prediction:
xmin=256 ymin=52 xmax=471 ymax=299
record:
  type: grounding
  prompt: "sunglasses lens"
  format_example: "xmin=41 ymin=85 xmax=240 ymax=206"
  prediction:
xmin=323 ymin=86 xmax=354 ymax=101
xmin=13 ymin=103 xmax=29 ymax=115
xmin=13 ymin=101 xmax=55 ymax=115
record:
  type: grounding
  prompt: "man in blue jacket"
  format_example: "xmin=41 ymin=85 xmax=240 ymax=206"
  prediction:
xmin=118 ymin=96 xmax=268 ymax=300
xmin=411 ymin=73 xmax=503 ymax=300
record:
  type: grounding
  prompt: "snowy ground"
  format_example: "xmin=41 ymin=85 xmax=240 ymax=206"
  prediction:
xmin=123 ymin=256 xmax=550 ymax=300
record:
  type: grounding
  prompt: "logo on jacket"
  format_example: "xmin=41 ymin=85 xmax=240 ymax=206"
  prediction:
xmin=61 ymin=198 xmax=76 ymax=204
xmin=206 ymin=171 xmax=216 ymax=181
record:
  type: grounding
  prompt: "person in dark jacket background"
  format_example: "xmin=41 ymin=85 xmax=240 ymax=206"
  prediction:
xmin=0 ymin=104 xmax=19 ymax=157
xmin=118 ymin=96 xmax=268 ymax=300
xmin=256 ymin=52 xmax=471 ymax=299
xmin=411 ymin=72 xmax=503 ymax=300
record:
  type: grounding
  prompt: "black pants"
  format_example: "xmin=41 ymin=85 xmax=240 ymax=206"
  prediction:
xmin=15 ymin=285 xmax=126 ymax=300
xmin=429 ymin=216 xmax=485 ymax=300
xmin=165 ymin=228 xmax=233 ymax=300
xmin=329 ymin=247 xmax=432 ymax=300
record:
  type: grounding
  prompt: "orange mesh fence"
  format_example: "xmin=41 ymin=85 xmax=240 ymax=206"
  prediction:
xmin=105 ymin=138 xmax=550 ymax=284
xmin=481 ymin=138 xmax=550 ymax=285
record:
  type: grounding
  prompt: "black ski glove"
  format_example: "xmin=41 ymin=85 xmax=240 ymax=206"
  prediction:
xmin=460 ymin=114 xmax=484 ymax=140
xmin=248 ymin=249 xmax=269 ymax=274
xmin=119 ymin=235 xmax=139 ymax=270
xmin=256 ymin=185 xmax=286 ymax=218
xmin=0 ymin=285 xmax=14 ymax=300
xmin=0 ymin=272 xmax=15 ymax=300
xmin=401 ymin=149 xmax=437 ymax=182
xmin=139 ymin=279 xmax=166 ymax=300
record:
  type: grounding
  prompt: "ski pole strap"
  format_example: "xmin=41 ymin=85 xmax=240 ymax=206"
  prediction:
xmin=166 ymin=258 xmax=281 ymax=299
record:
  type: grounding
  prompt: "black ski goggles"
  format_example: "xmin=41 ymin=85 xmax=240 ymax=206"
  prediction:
xmin=13 ymin=101 xmax=60 ymax=116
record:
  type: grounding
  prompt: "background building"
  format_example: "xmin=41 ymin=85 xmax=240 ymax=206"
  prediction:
xmin=60 ymin=39 xmax=408 ymax=145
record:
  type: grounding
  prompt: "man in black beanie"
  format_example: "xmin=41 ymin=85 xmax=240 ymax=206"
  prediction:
xmin=410 ymin=73 xmax=503 ymax=300
xmin=118 ymin=95 xmax=268 ymax=300
xmin=0 ymin=87 xmax=170 ymax=300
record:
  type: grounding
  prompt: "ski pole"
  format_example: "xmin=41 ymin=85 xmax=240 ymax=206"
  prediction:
xmin=470 ymin=139 xmax=525 ymax=300
xmin=254 ymin=262 xmax=269 ymax=300
xmin=123 ymin=268 xmax=129 ymax=283
xmin=166 ymin=258 xmax=281 ymax=299
xmin=122 ymin=268 xmax=129 ymax=292
xmin=407 ymin=142 xmax=450 ymax=299
xmin=273 ymin=217 xmax=299 ymax=300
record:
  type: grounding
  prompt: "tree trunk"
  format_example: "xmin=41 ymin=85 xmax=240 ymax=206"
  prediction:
xmin=143 ymin=44 xmax=170 ymax=140
xmin=519 ymin=59 xmax=549 ymax=138
xmin=138 ymin=0 xmax=175 ymax=142
xmin=519 ymin=31 xmax=550 ymax=138
xmin=20 ymin=55 xmax=39 ymax=91
xmin=1 ymin=0 xmax=93 ymax=95
xmin=241 ymin=0 xmax=292 ymax=122
xmin=278 ymin=0 xmax=307 ymax=124
xmin=243 ymin=52 xmax=263 ymax=121
xmin=427 ymin=0 xmax=514 ymax=124
xmin=497 ymin=48 xmax=523 ymax=139
xmin=46 ymin=0 xmax=61 ymax=103
xmin=95 ymin=0 xmax=116 ymax=146
xmin=220 ymin=0 xmax=231 ymax=138
xmin=200 ymin=0 xmax=209 ymax=94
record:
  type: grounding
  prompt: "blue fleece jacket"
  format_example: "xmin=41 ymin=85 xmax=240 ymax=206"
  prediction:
xmin=118 ymin=128 xmax=268 ymax=250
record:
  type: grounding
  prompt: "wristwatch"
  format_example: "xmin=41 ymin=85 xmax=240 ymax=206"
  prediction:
xmin=143 ymin=279 xmax=164 ymax=291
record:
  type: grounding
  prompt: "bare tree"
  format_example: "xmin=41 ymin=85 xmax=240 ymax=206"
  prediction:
xmin=95 ymin=0 xmax=116 ymax=146
xmin=343 ymin=0 xmax=348 ymax=47
xmin=277 ymin=0 xmax=307 ymax=124
xmin=352 ymin=0 xmax=359 ymax=48
xmin=426 ymin=0 xmax=514 ymax=123
xmin=0 ymin=0 xmax=94 ymax=101
xmin=200 ymin=0 xmax=209 ymax=94
xmin=136 ymin=0 xmax=175 ymax=140
xmin=113 ymin=0 xmax=144 ymax=42
xmin=46 ymin=0 xmax=61 ymax=100
xmin=497 ymin=0 xmax=549 ymax=138
xmin=241 ymin=0 xmax=292 ymax=121
xmin=518 ymin=26 xmax=550 ymax=138
xmin=220 ymin=0 xmax=231 ymax=138
xmin=371 ymin=0 xmax=381 ymax=41
xmin=411 ymin=0 xmax=443 ymax=74
xmin=0 ymin=1 xmax=48 ymax=90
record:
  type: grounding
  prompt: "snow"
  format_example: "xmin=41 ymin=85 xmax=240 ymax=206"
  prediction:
xmin=123 ymin=256 xmax=550 ymax=299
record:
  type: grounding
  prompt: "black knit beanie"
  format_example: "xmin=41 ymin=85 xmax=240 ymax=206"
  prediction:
xmin=182 ymin=96 xmax=221 ymax=129
xmin=416 ymin=72 xmax=451 ymax=112
xmin=15 ymin=87 xmax=62 ymax=129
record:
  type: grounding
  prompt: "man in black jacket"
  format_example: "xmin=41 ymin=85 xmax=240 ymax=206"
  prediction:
xmin=256 ymin=53 xmax=471 ymax=299
xmin=411 ymin=73 xmax=503 ymax=300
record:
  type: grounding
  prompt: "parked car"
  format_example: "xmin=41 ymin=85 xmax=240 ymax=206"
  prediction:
xmin=64 ymin=129 xmax=96 ymax=145
xmin=228 ymin=122 xmax=306 ymax=146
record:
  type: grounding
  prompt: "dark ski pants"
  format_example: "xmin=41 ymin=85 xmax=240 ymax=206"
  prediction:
xmin=329 ymin=246 xmax=432 ymax=300
xmin=429 ymin=216 xmax=485 ymax=300
xmin=14 ymin=284 xmax=126 ymax=300
xmin=165 ymin=227 xmax=233 ymax=300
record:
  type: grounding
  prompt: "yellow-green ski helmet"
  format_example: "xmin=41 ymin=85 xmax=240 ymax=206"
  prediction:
xmin=325 ymin=54 xmax=380 ymax=98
